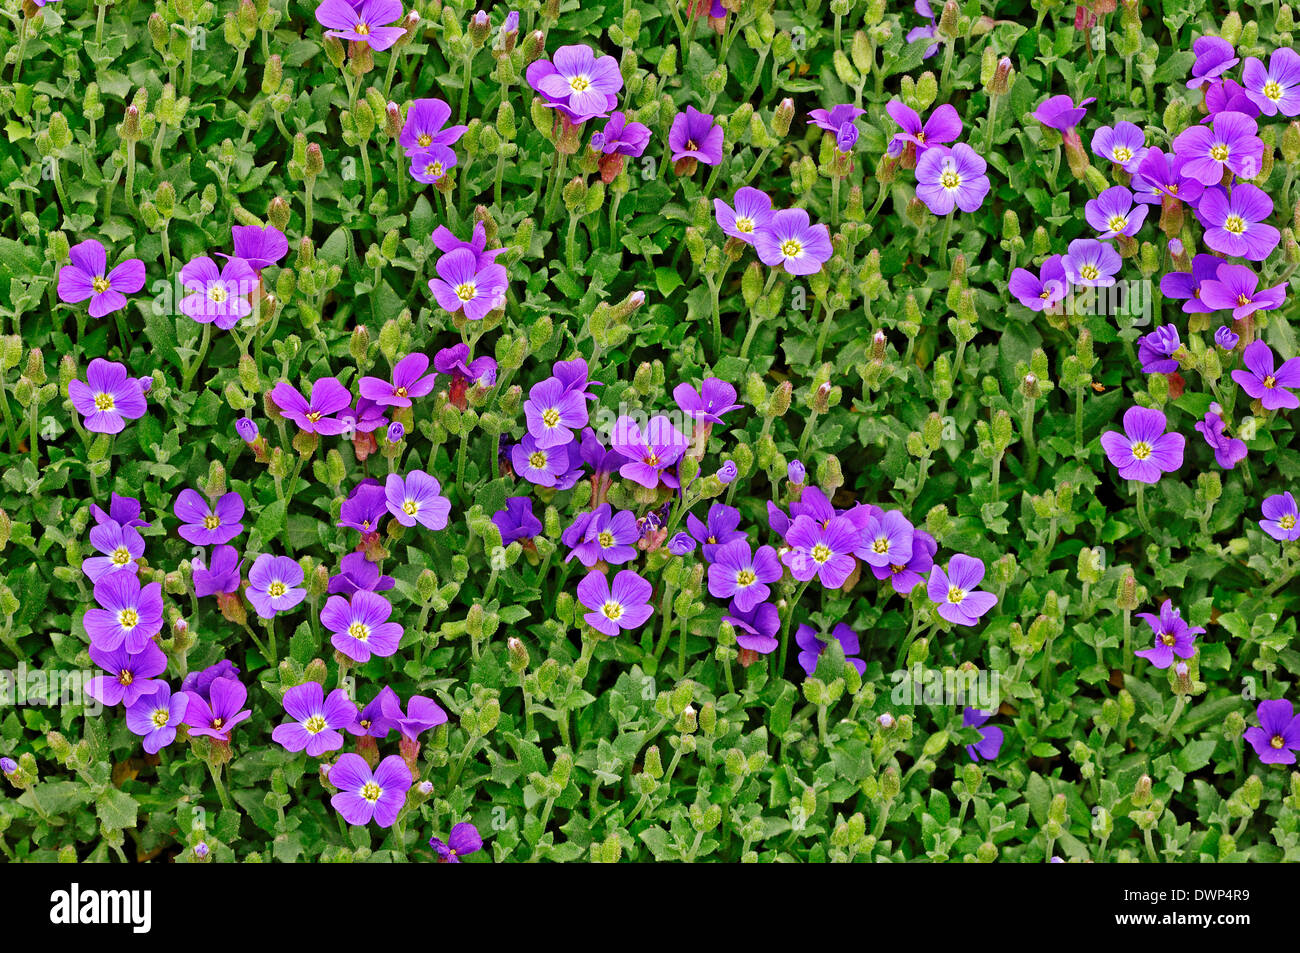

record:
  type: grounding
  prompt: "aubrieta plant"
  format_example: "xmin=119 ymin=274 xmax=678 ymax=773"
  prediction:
xmin=3 ymin=0 xmax=1300 ymax=867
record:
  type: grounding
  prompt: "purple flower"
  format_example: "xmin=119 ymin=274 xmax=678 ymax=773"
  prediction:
xmin=359 ymin=352 xmax=436 ymax=408
xmin=1204 ymin=77 xmax=1261 ymax=123
xmin=1233 ymin=340 xmax=1300 ymax=410
xmin=1063 ymin=238 xmax=1121 ymax=287
xmin=180 ymin=661 xmax=240 ymax=700
xmin=1134 ymin=600 xmax=1203 ymax=669
xmin=271 ymin=377 xmax=354 ymax=435
xmin=236 ymin=417 xmax=259 ymax=443
xmin=246 ymin=554 xmax=307 ymax=619
xmin=1199 ymin=263 xmax=1287 ymax=320
xmin=327 ymin=551 xmax=395 ymax=595
xmin=384 ymin=470 xmax=451 ymax=530
xmin=592 ymin=111 xmax=650 ymax=156
xmin=0 ymin=757 xmax=15 ymax=775
xmin=493 ymin=497 xmax=542 ymax=546
xmin=855 ymin=509 xmax=914 ymax=568
xmin=781 ymin=514 xmax=858 ymax=588
xmin=524 ymin=376 xmax=589 ymax=448
xmin=807 ymin=103 xmax=866 ymax=134
xmin=1243 ymin=47 xmax=1300 ymax=117
xmin=68 ymin=359 xmax=148 ymax=434
xmin=753 ymin=208 xmax=834 ymax=275
xmin=428 ymin=248 xmax=508 ymax=321
xmin=714 ymin=187 xmax=774 ymax=245
xmin=1260 ymin=491 xmax=1300 ymax=541
xmin=1130 ymin=148 xmax=1206 ymax=205
xmin=525 ymin=44 xmax=622 ymax=123
xmin=430 ymin=822 xmax=483 ymax=862
xmin=431 ymin=221 xmax=508 ymax=269
xmin=81 ymin=520 xmax=145 ymax=583
xmin=870 ymin=527 xmax=936 ymax=595
xmin=1159 ymin=253 xmax=1227 ymax=314
xmin=193 ymin=545 xmax=244 ymax=597
xmin=1032 ymin=94 xmax=1095 ymax=132
xmin=707 ymin=540 xmax=783 ymax=613
xmin=787 ymin=460 xmax=806 ymax=484
xmin=576 ymin=569 xmax=654 ymax=636
xmin=1245 ymin=699 xmax=1300 ymax=764
xmin=668 ymin=106 xmax=724 ymax=165
xmin=84 ymin=573 xmax=164 ymax=653
xmin=90 ymin=493 xmax=149 ymax=529
xmin=927 ymin=555 xmax=997 ymax=626
xmin=723 ymin=601 xmax=780 ymax=655
xmin=715 ymin=461 xmax=738 ymax=484
xmin=387 ymin=422 xmax=404 ymax=444
xmin=554 ymin=357 xmax=601 ymax=401
xmin=906 ymin=0 xmax=940 ymax=58
xmin=338 ymin=479 xmax=389 ymax=534
xmin=610 ymin=415 xmax=689 ymax=489
xmin=673 ymin=377 xmax=742 ymax=425
xmin=183 ymin=676 xmax=252 ymax=741
xmin=272 ymin=682 xmax=358 ymax=756
xmin=174 ymin=489 xmax=245 ymax=546
xmin=511 ymin=434 xmax=573 ymax=488
xmin=1172 ymin=110 xmax=1264 ymax=185
xmin=1216 ymin=325 xmax=1240 ymax=350
xmin=408 ymin=144 xmax=459 ymax=183
xmin=1187 ymin=36 xmax=1239 ymax=88
xmin=1008 ymin=254 xmax=1069 ymax=312
xmin=1195 ymin=405 xmax=1248 ymax=469
xmin=963 ymin=708 xmax=1004 ymax=762
xmin=380 ymin=692 xmax=448 ymax=742
xmin=399 ymin=98 xmax=467 ymax=155
xmin=126 ymin=686 xmax=188 ymax=754
xmin=323 ymin=590 xmax=404 ymax=662
xmin=668 ymin=532 xmax=696 ymax=556
xmin=348 ymin=687 xmax=399 ymax=739
xmin=835 ymin=123 xmax=858 ymax=153
xmin=1084 ymin=186 xmax=1147 ymax=239
xmin=329 ymin=753 xmax=412 ymax=827
xmin=223 ymin=224 xmax=288 ymax=272
xmin=1137 ymin=325 xmax=1181 ymax=374
xmin=884 ymin=101 xmax=960 ymax=156
xmin=563 ymin=504 xmax=639 ymax=567
xmin=795 ymin=623 xmax=866 ymax=677
xmin=914 ymin=144 xmax=990 ymax=215
xmin=1090 ymin=122 xmax=1148 ymax=172
xmin=57 ymin=239 xmax=146 ymax=318
xmin=1196 ymin=184 xmax=1279 ymax=260
xmin=1100 ymin=406 xmax=1185 ymax=483
xmin=314 ymin=0 xmax=407 ymax=51
xmin=686 ymin=503 xmax=745 ymax=562
xmin=87 ymin=641 xmax=168 ymax=708
xmin=178 ymin=256 xmax=256 ymax=329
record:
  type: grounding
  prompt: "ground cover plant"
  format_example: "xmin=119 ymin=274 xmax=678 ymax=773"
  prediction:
xmin=2 ymin=0 xmax=1300 ymax=864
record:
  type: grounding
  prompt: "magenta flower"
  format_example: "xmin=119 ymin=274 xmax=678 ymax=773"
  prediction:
xmin=1196 ymin=184 xmax=1279 ymax=261
xmin=1159 ymin=254 xmax=1227 ymax=314
xmin=1032 ymin=94 xmax=1095 ymax=132
xmin=963 ymin=708 xmax=1004 ymax=762
xmin=323 ymin=590 xmax=403 ymax=662
xmin=194 ymin=545 xmax=243 ymax=598
xmin=808 ymin=103 xmax=866 ymax=134
xmin=707 ymin=540 xmax=783 ymax=613
xmin=1260 ymin=492 xmax=1300 ymax=541
xmin=1084 ymin=186 xmax=1147 ymax=239
xmin=178 ymin=256 xmax=257 ymax=329
xmin=1134 ymin=600 xmax=1203 ymax=669
xmin=272 ymin=682 xmax=358 ymax=756
xmin=173 ymin=489 xmax=245 ymax=546
xmin=1187 ymin=36 xmax=1239 ymax=88
xmin=126 ymin=686 xmax=189 ymax=754
xmin=1195 ymin=406 xmax=1248 ymax=470
xmin=380 ymin=692 xmax=448 ymax=742
xmin=1198 ymin=263 xmax=1287 ymax=320
xmin=795 ymin=623 xmax=866 ymax=677
xmin=358 ymin=352 xmax=436 ymax=408
xmin=1204 ymin=77 xmax=1261 ymax=123
xmin=685 ymin=503 xmax=745 ymax=562
xmin=714 ymin=187 xmax=774 ymax=245
xmin=1099 ymin=406 xmax=1185 ymax=483
xmin=384 ymin=470 xmax=451 ymax=530
xmin=1244 ymin=699 xmax=1300 ymax=764
xmin=399 ymin=98 xmax=467 ymax=155
xmin=1062 ymin=238 xmax=1121 ymax=287
xmin=87 ymin=641 xmax=168 ymax=708
xmin=927 ymin=555 xmax=997 ymax=626
xmin=430 ymin=822 xmax=483 ymax=862
xmin=313 ymin=0 xmax=407 ymax=51
xmin=669 ymin=105 xmax=724 ymax=166
xmin=1172 ymin=110 xmax=1264 ymax=185
xmin=525 ymin=44 xmax=622 ymax=123
xmin=428 ymin=248 xmax=508 ymax=320
xmin=68 ymin=359 xmax=148 ymax=434
xmin=884 ymin=101 xmax=960 ymax=156
xmin=183 ymin=676 xmax=252 ymax=741
xmin=1232 ymin=340 xmax=1300 ymax=410
xmin=223 ymin=224 xmax=288 ymax=272
xmin=1130 ymin=148 xmax=1206 ymax=205
xmin=57 ymin=239 xmax=146 ymax=318
xmin=1090 ymin=122 xmax=1148 ymax=172
xmin=781 ymin=515 xmax=858 ymax=588
xmin=610 ymin=415 xmax=689 ymax=488
xmin=271 ymin=377 xmax=354 ymax=435
xmin=81 ymin=520 xmax=145 ymax=583
xmin=914 ymin=143 xmax=990 ymax=215
xmin=673 ymin=377 xmax=742 ymax=425
xmin=1243 ymin=47 xmax=1300 ymax=117
xmin=524 ymin=377 xmax=589 ymax=448
xmin=591 ymin=111 xmax=651 ymax=156
xmin=328 ymin=753 xmax=412 ymax=827
xmin=432 ymin=221 xmax=508 ymax=270
xmin=562 ymin=504 xmax=639 ymax=567
xmin=753 ymin=208 xmax=833 ymax=275
xmin=1008 ymin=254 xmax=1068 ymax=312
xmin=576 ymin=569 xmax=654 ymax=636
xmin=84 ymin=573 xmax=164 ymax=653
xmin=854 ymin=509 xmax=915 ymax=570
xmin=246 ymin=554 xmax=307 ymax=619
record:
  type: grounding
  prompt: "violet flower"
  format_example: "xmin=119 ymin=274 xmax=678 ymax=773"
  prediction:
xmin=668 ymin=106 xmax=724 ymax=166
xmin=1099 ymin=405 xmax=1185 ymax=482
xmin=1172 ymin=110 xmax=1264 ymax=185
xmin=81 ymin=520 xmax=145 ymax=583
xmin=328 ymin=753 xmax=412 ymax=827
xmin=795 ymin=623 xmax=866 ymax=677
xmin=610 ymin=415 xmax=689 ymax=489
xmin=313 ymin=0 xmax=407 ymax=51
xmin=686 ymin=503 xmax=746 ymax=562
xmin=914 ymin=144 xmax=991 ymax=215
xmin=1130 ymin=148 xmax=1206 ymax=206
xmin=723 ymin=602 xmax=780 ymax=655
xmin=525 ymin=44 xmax=622 ymax=123
xmin=1244 ymin=699 xmax=1300 ymax=764
xmin=193 ymin=545 xmax=244 ymax=598
xmin=524 ymin=376 xmax=589 ymax=448
xmin=57 ymin=239 xmax=146 ymax=318
xmin=384 ymin=470 xmax=452 ymax=530
xmin=576 ymin=569 xmax=654 ymax=636
xmin=753 ymin=208 xmax=834 ymax=275
xmin=174 ymin=489 xmax=245 ymax=546
xmin=1199 ymin=262 xmax=1287 ymax=320
xmin=126 ymin=686 xmax=188 ymax=754
xmin=963 ymin=708 xmax=1004 ymax=762
xmin=323 ymin=590 xmax=404 ymax=662
xmin=246 ymin=554 xmax=307 ymax=619
xmin=399 ymin=98 xmax=468 ymax=155
xmin=707 ymin=540 xmax=783 ymax=613
xmin=1196 ymin=184 xmax=1279 ymax=261
xmin=714 ymin=187 xmax=774 ymax=245
xmin=90 ymin=493 xmax=149 ymax=528
xmin=1084 ymin=186 xmax=1147 ymax=239
xmin=272 ymin=682 xmax=358 ymax=756
xmin=673 ymin=377 xmax=742 ymax=425
xmin=492 ymin=497 xmax=542 ymax=546
xmin=1186 ymin=36 xmax=1239 ymax=88
xmin=927 ymin=555 xmax=998 ymax=626
xmin=884 ymin=101 xmax=960 ymax=156
xmin=591 ymin=111 xmax=651 ymax=156
xmin=222 ymin=224 xmax=288 ymax=272
xmin=870 ymin=527 xmax=936 ymax=595
xmin=1195 ymin=405 xmax=1248 ymax=470
xmin=1243 ymin=47 xmax=1300 ymax=116
xmin=1159 ymin=253 xmax=1227 ymax=313
xmin=68 ymin=359 xmax=148 ymax=434
xmin=1090 ymin=122 xmax=1148 ymax=172
xmin=84 ymin=573 xmax=164 ymax=653
xmin=1062 ymin=238 xmax=1121 ymax=287
xmin=1216 ymin=325 xmax=1240 ymax=350
xmin=178 ymin=256 xmax=257 ymax=329
xmin=183 ymin=677 xmax=252 ymax=741
xmin=781 ymin=514 xmax=858 ymax=588
xmin=1232 ymin=340 xmax=1300 ymax=410
xmin=808 ymin=103 xmax=866 ymax=134
xmin=271 ymin=377 xmax=354 ymax=435
xmin=428 ymin=248 xmax=508 ymax=320
xmin=430 ymin=822 xmax=483 ymax=862
xmin=87 ymin=642 xmax=168 ymax=708
xmin=1032 ymin=94 xmax=1095 ymax=132
xmin=562 ymin=504 xmax=639 ymax=567
xmin=327 ymin=551 xmax=395 ymax=595
xmin=1137 ymin=325 xmax=1181 ymax=374
xmin=1260 ymin=491 xmax=1300 ymax=541
xmin=1008 ymin=254 xmax=1069 ymax=312
xmin=358 ymin=352 xmax=437 ymax=408
xmin=1134 ymin=600 xmax=1203 ymax=669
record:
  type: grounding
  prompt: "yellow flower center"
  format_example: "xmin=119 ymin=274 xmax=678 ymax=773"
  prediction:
xmin=569 ymin=75 xmax=591 ymax=92
xmin=395 ymin=386 xmax=408 ymax=398
xmin=403 ymin=499 xmax=420 ymax=516
xmin=940 ymin=168 xmax=961 ymax=189
xmin=94 ymin=392 xmax=115 ymax=411
xmin=811 ymin=543 xmax=832 ymax=563
xmin=542 ymin=407 xmax=561 ymax=428
xmin=1113 ymin=146 xmax=1132 ymax=162
xmin=92 ymin=276 xmax=111 ymax=294
xmin=208 ymin=285 xmax=228 ymax=304
xmin=598 ymin=531 xmax=614 ymax=548
xmin=601 ymin=601 xmax=623 ymax=621
xmin=455 ymin=282 xmax=477 ymax=302
xmin=425 ymin=161 xmax=445 ymax=177
xmin=307 ymin=411 xmax=322 ymax=422
xmin=736 ymin=569 xmax=757 ymax=587
xmin=735 ymin=217 xmax=754 ymax=233
xmin=348 ymin=621 xmax=370 ymax=641
xmin=417 ymin=133 xmax=432 ymax=147
xmin=1131 ymin=440 xmax=1152 ymax=460
xmin=1264 ymin=375 xmax=1277 ymax=388
xmin=644 ymin=452 xmax=659 ymax=466
xmin=361 ymin=780 xmax=382 ymax=802
xmin=528 ymin=450 xmax=547 ymax=470
xmin=1080 ymin=264 xmax=1099 ymax=281
xmin=1237 ymin=293 xmax=1252 ymax=306
xmin=119 ymin=609 xmax=139 ymax=630
xmin=1223 ymin=214 xmax=1246 ymax=235
xmin=780 ymin=239 xmax=803 ymax=258
xmin=1107 ymin=215 xmax=1128 ymax=232
xmin=304 ymin=715 xmax=327 ymax=734
xmin=1271 ymin=734 xmax=1286 ymax=748
xmin=268 ymin=581 xmax=287 ymax=598
xmin=1281 ymin=515 xmax=1297 ymax=530
xmin=111 ymin=547 xmax=132 ymax=566
xmin=1162 ymin=632 xmax=1176 ymax=646
xmin=872 ymin=537 xmax=890 ymax=554
xmin=1210 ymin=143 xmax=1229 ymax=162
xmin=203 ymin=514 xmax=220 ymax=530
xmin=151 ymin=709 xmax=169 ymax=728
xmin=118 ymin=669 xmax=134 ymax=686
xmin=947 ymin=586 xmax=966 ymax=604
xmin=211 ymin=717 xmax=224 ymax=729
xmin=1264 ymin=80 xmax=1283 ymax=101
xmin=355 ymin=22 xmax=370 ymax=35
